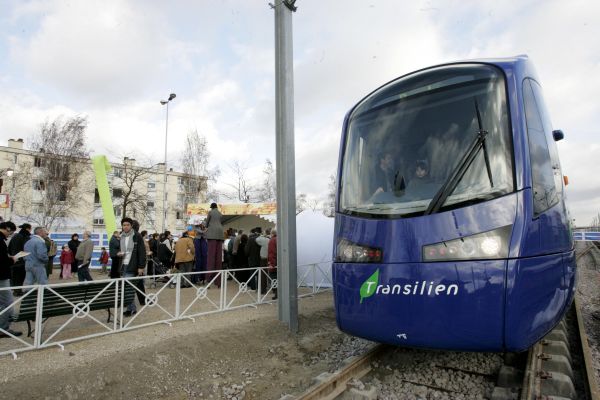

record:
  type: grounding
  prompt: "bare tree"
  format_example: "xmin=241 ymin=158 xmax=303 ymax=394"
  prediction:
xmin=296 ymin=193 xmax=307 ymax=215
xmin=18 ymin=116 xmax=91 ymax=230
xmin=257 ymin=159 xmax=276 ymax=202
xmin=179 ymin=129 xmax=218 ymax=207
xmin=324 ymin=173 xmax=337 ymax=217
xmin=591 ymin=213 xmax=600 ymax=230
xmin=222 ymin=160 xmax=258 ymax=203
xmin=110 ymin=155 xmax=158 ymax=230
xmin=306 ymin=198 xmax=320 ymax=211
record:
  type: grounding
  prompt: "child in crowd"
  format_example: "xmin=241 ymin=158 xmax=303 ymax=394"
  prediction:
xmin=99 ymin=247 xmax=109 ymax=274
xmin=60 ymin=244 xmax=73 ymax=279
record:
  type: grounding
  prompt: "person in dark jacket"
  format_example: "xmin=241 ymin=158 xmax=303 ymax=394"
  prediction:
xmin=157 ymin=231 xmax=174 ymax=270
xmin=67 ymin=234 xmax=80 ymax=275
xmin=108 ymin=231 xmax=121 ymax=278
xmin=236 ymin=234 xmax=249 ymax=285
xmin=192 ymin=224 xmax=208 ymax=284
xmin=148 ymin=233 xmax=159 ymax=259
xmin=0 ymin=221 xmax=21 ymax=338
xmin=119 ymin=218 xmax=146 ymax=316
xmin=8 ymin=223 xmax=32 ymax=296
xmin=245 ymin=227 xmax=262 ymax=290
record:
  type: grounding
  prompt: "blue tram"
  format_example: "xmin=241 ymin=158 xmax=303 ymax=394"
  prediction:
xmin=332 ymin=56 xmax=576 ymax=351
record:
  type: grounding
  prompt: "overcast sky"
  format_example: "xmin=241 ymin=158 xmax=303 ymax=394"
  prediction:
xmin=0 ymin=0 xmax=598 ymax=225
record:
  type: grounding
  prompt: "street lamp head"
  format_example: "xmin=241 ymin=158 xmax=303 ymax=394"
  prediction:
xmin=160 ymin=100 xmax=168 ymax=105
xmin=168 ymin=93 xmax=176 ymax=101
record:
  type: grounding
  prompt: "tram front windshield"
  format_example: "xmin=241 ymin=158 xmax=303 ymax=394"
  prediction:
xmin=340 ymin=64 xmax=514 ymax=217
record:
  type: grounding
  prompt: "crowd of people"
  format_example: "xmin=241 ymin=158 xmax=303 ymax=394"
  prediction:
xmin=0 ymin=202 xmax=279 ymax=336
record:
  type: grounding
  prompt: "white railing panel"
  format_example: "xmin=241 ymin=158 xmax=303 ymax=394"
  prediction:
xmin=0 ymin=261 xmax=334 ymax=358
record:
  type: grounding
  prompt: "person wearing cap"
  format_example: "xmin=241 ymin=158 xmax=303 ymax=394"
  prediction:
xmin=119 ymin=217 xmax=146 ymax=316
xmin=8 ymin=223 xmax=32 ymax=296
xmin=0 ymin=221 xmax=22 ymax=338
xmin=205 ymin=203 xmax=224 ymax=287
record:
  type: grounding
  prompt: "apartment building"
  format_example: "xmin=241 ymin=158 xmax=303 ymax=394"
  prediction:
xmin=0 ymin=139 xmax=207 ymax=234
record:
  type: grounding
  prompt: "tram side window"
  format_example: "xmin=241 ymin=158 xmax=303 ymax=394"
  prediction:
xmin=523 ymin=79 xmax=558 ymax=216
xmin=529 ymin=80 xmax=563 ymax=198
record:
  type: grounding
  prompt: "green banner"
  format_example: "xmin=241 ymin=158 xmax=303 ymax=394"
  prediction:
xmin=91 ymin=155 xmax=116 ymax=237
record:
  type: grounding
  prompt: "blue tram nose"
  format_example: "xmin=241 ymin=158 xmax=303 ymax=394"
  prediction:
xmin=333 ymin=260 xmax=506 ymax=351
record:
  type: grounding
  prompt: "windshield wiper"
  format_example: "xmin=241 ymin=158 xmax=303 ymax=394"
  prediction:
xmin=425 ymin=99 xmax=494 ymax=215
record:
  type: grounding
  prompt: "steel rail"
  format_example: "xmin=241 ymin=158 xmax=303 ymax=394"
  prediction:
xmin=575 ymin=295 xmax=600 ymax=400
xmin=521 ymin=244 xmax=599 ymax=400
xmin=576 ymin=243 xmax=600 ymax=400
xmin=294 ymin=344 xmax=387 ymax=400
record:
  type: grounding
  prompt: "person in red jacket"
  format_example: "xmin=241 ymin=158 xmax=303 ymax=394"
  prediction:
xmin=59 ymin=244 xmax=74 ymax=279
xmin=99 ymin=247 xmax=109 ymax=274
xmin=267 ymin=228 xmax=277 ymax=300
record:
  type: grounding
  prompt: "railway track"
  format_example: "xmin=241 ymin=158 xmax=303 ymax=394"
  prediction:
xmin=289 ymin=245 xmax=599 ymax=400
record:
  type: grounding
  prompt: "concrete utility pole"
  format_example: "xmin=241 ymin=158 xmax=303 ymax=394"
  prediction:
xmin=274 ymin=0 xmax=298 ymax=332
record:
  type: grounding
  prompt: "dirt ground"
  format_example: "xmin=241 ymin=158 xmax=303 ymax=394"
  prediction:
xmin=0 ymin=287 xmax=348 ymax=400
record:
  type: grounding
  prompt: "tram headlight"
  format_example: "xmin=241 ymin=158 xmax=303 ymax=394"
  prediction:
xmin=336 ymin=239 xmax=382 ymax=263
xmin=422 ymin=225 xmax=512 ymax=261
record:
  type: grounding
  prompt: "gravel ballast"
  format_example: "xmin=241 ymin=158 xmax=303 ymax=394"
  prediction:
xmin=0 ymin=290 xmax=372 ymax=400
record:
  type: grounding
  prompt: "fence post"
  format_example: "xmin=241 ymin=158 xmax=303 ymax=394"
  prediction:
xmin=312 ymin=264 xmax=317 ymax=294
xmin=33 ymin=286 xmax=44 ymax=348
xmin=175 ymin=273 xmax=181 ymax=319
xmin=112 ymin=280 xmax=118 ymax=331
xmin=258 ymin=268 xmax=263 ymax=304
xmin=220 ymin=270 xmax=225 ymax=310
xmin=119 ymin=279 xmax=125 ymax=330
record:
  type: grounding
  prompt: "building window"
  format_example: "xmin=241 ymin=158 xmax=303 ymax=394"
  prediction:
xmin=34 ymin=157 xmax=43 ymax=167
xmin=148 ymin=182 xmax=156 ymax=190
xmin=58 ymin=185 xmax=67 ymax=202
xmin=177 ymin=176 xmax=185 ymax=185
xmin=32 ymin=179 xmax=46 ymax=191
xmin=176 ymin=193 xmax=185 ymax=209
xmin=93 ymin=218 xmax=105 ymax=225
xmin=94 ymin=188 xmax=100 ymax=204
xmin=176 ymin=211 xmax=184 ymax=220
xmin=147 ymin=201 xmax=155 ymax=208
xmin=113 ymin=188 xmax=123 ymax=198
xmin=114 ymin=206 xmax=122 ymax=217
xmin=113 ymin=168 xmax=123 ymax=178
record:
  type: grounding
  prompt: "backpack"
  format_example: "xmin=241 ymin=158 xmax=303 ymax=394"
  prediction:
xmin=48 ymin=240 xmax=57 ymax=257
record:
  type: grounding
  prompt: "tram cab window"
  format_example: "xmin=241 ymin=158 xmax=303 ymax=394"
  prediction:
xmin=340 ymin=64 xmax=514 ymax=217
xmin=523 ymin=78 xmax=560 ymax=215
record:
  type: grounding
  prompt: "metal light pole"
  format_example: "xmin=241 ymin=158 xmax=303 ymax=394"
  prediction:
xmin=274 ymin=0 xmax=298 ymax=332
xmin=160 ymin=93 xmax=176 ymax=232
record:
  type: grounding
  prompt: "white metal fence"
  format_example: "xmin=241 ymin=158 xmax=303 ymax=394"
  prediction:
xmin=0 ymin=262 xmax=332 ymax=359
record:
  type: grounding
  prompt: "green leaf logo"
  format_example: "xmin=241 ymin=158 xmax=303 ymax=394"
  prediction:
xmin=359 ymin=269 xmax=380 ymax=304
